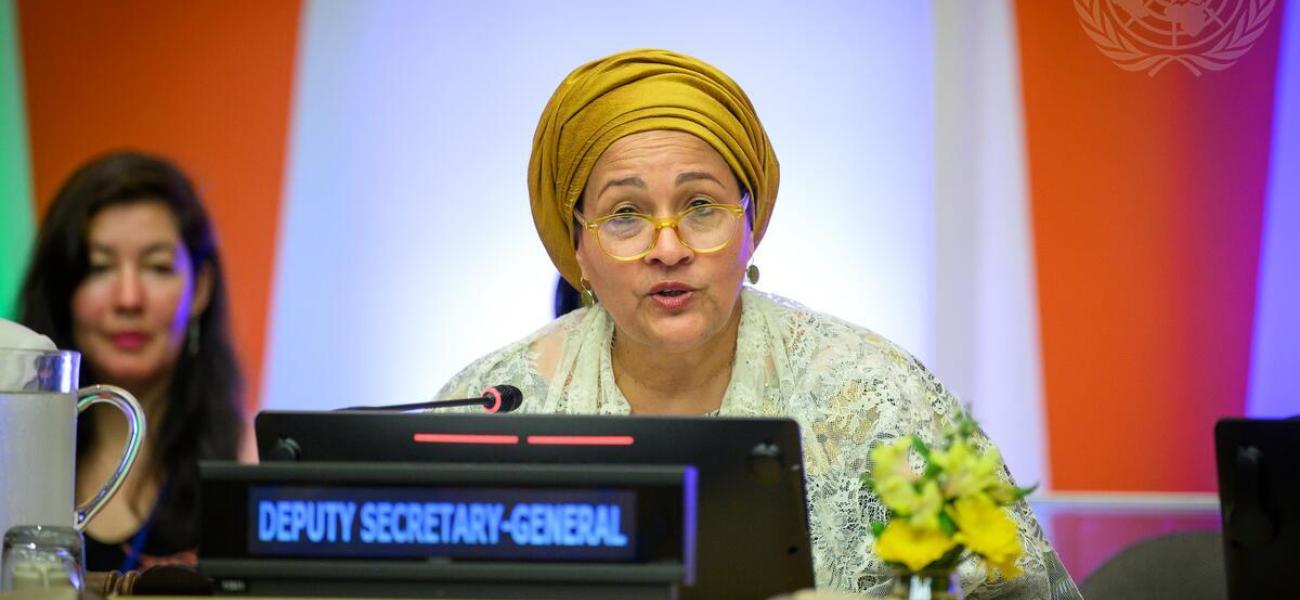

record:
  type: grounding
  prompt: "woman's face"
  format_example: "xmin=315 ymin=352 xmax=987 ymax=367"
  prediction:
xmin=576 ymin=130 xmax=753 ymax=354
xmin=71 ymin=201 xmax=211 ymax=389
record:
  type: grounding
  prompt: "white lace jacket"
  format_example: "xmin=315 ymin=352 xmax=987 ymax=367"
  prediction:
xmin=438 ymin=288 xmax=1083 ymax=599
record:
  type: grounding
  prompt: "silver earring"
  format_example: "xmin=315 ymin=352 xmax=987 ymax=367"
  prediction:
xmin=187 ymin=320 xmax=200 ymax=356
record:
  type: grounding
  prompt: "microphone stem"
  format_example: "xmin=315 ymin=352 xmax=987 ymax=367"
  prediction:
xmin=340 ymin=396 xmax=486 ymax=412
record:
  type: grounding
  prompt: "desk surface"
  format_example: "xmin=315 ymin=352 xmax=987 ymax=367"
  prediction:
xmin=1 ymin=594 xmax=497 ymax=600
xmin=1029 ymin=492 xmax=1221 ymax=583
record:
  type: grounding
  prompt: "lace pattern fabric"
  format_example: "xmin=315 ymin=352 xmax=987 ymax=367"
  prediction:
xmin=438 ymin=288 xmax=1083 ymax=599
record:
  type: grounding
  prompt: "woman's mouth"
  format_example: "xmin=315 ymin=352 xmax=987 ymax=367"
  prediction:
xmin=109 ymin=332 xmax=150 ymax=350
xmin=648 ymin=284 xmax=695 ymax=311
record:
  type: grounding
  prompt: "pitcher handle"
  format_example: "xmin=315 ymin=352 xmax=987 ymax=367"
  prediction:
xmin=73 ymin=384 xmax=145 ymax=531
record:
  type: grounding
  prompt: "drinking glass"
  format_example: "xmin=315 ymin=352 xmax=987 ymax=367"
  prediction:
xmin=1 ymin=525 xmax=85 ymax=591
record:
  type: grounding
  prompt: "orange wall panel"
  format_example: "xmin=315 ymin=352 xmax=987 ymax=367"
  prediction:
xmin=1016 ymin=1 xmax=1282 ymax=491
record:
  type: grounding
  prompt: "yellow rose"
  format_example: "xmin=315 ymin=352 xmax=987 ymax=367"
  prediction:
xmin=876 ymin=479 xmax=943 ymax=530
xmin=875 ymin=477 xmax=920 ymax=515
xmin=875 ymin=521 xmax=958 ymax=572
xmin=985 ymin=553 xmax=1024 ymax=581
xmin=905 ymin=480 xmax=944 ymax=530
xmin=932 ymin=440 xmax=1003 ymax=501
xmin=870 ymin=438 xmax=919 ymax=487
xmin=950 ymin=495 xmax=1023 ymax=580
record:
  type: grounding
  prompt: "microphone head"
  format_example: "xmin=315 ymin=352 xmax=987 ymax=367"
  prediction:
xmin=482 ymin=385 xmax=524 ymax=414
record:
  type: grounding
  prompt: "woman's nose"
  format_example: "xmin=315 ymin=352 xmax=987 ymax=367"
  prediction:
xmin=112 ymin=269 xmax=145 ymax=312
xmin=644 ymin=225 xmax=693 ymax=267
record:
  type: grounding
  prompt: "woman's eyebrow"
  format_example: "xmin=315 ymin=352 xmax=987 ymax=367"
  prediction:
xmin=88 ymin=242 xmax=177 ymax=257
xmin=675 ymin=171 xmax=723 ymax=186
xmin=598 ymin=176 xmax=646 ymax=197
xmin=141 ymin=243 xmax=177 ymax=257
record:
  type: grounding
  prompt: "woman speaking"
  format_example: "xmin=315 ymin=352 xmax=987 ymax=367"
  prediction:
xmin=438 ymin=49 xmax=1080 ymax=599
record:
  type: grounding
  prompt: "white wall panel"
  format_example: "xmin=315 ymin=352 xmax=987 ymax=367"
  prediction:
xmin=934 ymin=1 xmax=1046 ymax=487
xmin=264 ymin=1 xmax=937 ymax=414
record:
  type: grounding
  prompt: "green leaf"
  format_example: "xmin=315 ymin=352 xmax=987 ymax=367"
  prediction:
xmin=960 ymin=415 xmax=978 ymax=439
xmin=910 ymin=435 xmax=931 ymax=460
xmin=957 ymin=404 xmax=979 ymax=438
xmin=870 ymin=521 xmax=887 ymax=538
xmin=1014 ymin=483 xmax=1040 ymax=500
xmin=938 ymin=510 xmax=957 ymax=536
xmin=934 ymin=544 xmax=966 ymax=569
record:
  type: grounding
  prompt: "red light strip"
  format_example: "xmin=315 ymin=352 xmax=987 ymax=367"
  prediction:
xmin=412 ymin=433 xmax=520 ymax=445
xmin=526 ymin=435 xmax=635 ymax=446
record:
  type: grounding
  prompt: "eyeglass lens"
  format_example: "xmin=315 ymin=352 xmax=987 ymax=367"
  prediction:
xmin=598 ymin=204 xmax=737 ymax=258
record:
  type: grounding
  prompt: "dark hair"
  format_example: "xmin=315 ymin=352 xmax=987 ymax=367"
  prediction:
xmin=17 ymin=151 xmax=243 ymax=550
xmin=553 ymin=275 xmax=583 ymax=318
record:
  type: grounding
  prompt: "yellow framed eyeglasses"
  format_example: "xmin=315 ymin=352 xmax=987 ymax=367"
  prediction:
xmin=575 ymin=192 xmax=750 ymax=261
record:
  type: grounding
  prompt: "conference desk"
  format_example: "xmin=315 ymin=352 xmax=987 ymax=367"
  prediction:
xmin=0 ymin=594 xmax=502 ymax=600
xmin=1 ymin=493 xmax=1222 ymax=599
xmin=1 ymin=591 xmax=855 ymax=600
xmin=1029 ymin=491 xmax=1221 ymax=580
xmin=2 ymin=596 xmax=485 ymax=600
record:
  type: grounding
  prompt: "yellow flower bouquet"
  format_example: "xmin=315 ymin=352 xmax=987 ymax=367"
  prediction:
xmin=863 ymin=415 xmax=1035 ymax=589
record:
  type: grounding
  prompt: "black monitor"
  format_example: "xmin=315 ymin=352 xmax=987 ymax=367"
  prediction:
xmin=253 ymin=411 xmax=815 ymax=600
xmin=1214 ymin=417 xmax=1300 ymax=599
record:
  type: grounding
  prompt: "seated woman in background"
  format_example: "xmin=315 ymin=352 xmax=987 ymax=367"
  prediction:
xmin=438 ymin=49 xmax=1081 ymax=598
xmin=18 ymin=151 xmax=243 ymax=572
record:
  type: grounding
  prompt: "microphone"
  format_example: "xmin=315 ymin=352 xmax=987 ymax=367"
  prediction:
xmin=337 ymin=385 xmax=523 ymax=414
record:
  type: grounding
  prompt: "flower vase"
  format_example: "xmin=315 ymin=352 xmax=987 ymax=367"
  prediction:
xmin=884 ymin=569 xmax=962 ymax=600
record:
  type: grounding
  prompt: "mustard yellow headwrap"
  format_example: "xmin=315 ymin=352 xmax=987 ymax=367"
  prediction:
xmin=528 ymin=48 xmax=780 ymax=287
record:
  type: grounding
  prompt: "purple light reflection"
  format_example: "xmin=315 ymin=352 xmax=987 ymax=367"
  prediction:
xmin=1247 ymin=0 xmax=1300 ymax=419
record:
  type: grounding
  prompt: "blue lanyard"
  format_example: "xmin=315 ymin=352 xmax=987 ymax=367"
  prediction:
xmin=116 ymin=479 xmax=170 ymax=573
xmin=119 ymin=523 xmax=150 ymax=572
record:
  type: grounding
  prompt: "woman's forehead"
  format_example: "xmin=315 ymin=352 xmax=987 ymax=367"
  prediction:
xmin=590 ymin=131 xmax=733 ymax=187
xmin=85 ymin=201 xmax=183 ymax=252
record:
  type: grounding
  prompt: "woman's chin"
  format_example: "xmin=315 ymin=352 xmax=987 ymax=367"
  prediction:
xmin=90 ymin=359 xmax=163 ymax=389
xmin=641 ymin=319 xmax=716 ymax=353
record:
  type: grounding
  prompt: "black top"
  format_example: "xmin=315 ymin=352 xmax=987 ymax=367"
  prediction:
xmin=83 ymin=482 xmax=197 ymax=572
